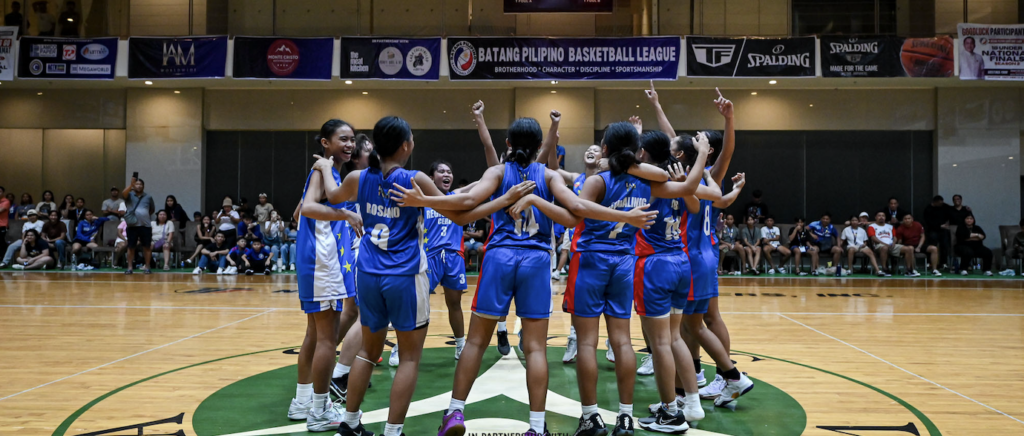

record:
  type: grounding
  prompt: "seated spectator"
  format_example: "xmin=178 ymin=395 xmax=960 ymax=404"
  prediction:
xmin=243 ymin=239 xmax=274 ymax=275
xmin=111 ymin=207 xmax=129 ymax=268
xmin=744 ymin=190 xmax=769 ymax=224
xmin=164 ymin=195 xmax=188 ymax=226
xmin=788 ymin=217 xmax=816 ymax=276
xmin=284 ymin=221 xmax=298 ymax=271
xmin=215 ymin=198 xmax=240 ymax=247
xmin=40 ymin=210 xmax=68 ymax=269
xmin=895 ymin=213 xmax=940 ymax=277
xmin=842 ymin=214 xmax=884 ymax=276
xmin=880 ymin=197 xmax=908 ymax=226
xmin=36 ymin=190 xmax=57 ymax=216
xmin=151 ymin=210 xmax=175 ymax=271
xmin=465 ymin=217 xmax=488 ymax=257
xmin=69 ymin=197 xmax=86 ymax=229
xmin=1 ymin=209 xmax=44 ymax=268
xmin=955 ymin=214 xmax=993 ymax=276
xmin=738 ymin=215 xmax=762 ymax=275
xmin=185 ymin=215 xmax=215 ymax=265
xmin=192 ymin=211 xmax=202 ymax=221
xmin=922 ymin=195 xmax=951 ymax=269
xmin=11 ymin=229 xmax=54 ymax=270
xmin=0 ymin=186 xmax=9 ymax=257
xmin=761 ymin=216 xmax=790 ymax=274
xmin=808 ymin=213 xmax=842 ymax=275
xmin=17 ymin=193 xmax=33 ymax=220
xmin=71 ymin=209 xmax=110 ymax=270
xmin=255 ymin=193 xmax=274 ymax=223
xmin=868 ymin=211 xmax=901 ymax=275
xmin=193 ymin=232 xmax=231 ymax=275
xmin=237 ymin=213 xmax=263 ymax=247
xmin=58 ymin=194 xmax=75 ymax=220
xmin=263 ymin=211 xmax=288 ymax=272
xmin=101 ymin=187 xmax=124 ymax=218
xmin=949 ymin=194 xmax=973 ymax=228
xmin=1009 ymin=218 xmax=1024 ymax=260
xmin=717 ymin=214 xmax=743 ymax=275
xmin=225 ymin=238 xmax=249 ymax=275
xmin=858 ymin=212 xmax=870 ymax=227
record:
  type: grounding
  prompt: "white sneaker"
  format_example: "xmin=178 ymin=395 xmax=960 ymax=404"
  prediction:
xmin=778 ymin=267 xmax=786 ymax=274
xmin=696 ymin=368 xmax=707 ymax=387
xmin=551 ymin=271 xmax=561 ymax=281
xmin=984 ymin=271 xmax=994 ymax=276
xmin=605 ymin=338 xmax=616 ymax=362
xmin=228 ymin=266 xmax=239 ymax=275
xmin=907 ymin=270 xmax=921 ymax=277
xmin=305 ymin=402 xmax=343 ymax=432
xmin=682 ymin=393 xmax=705 ymax=422
xmin=192 ymin=267 xmax=202 ymax=275
xmin=455 ymin=340 xmax=465 ymax=360
xmin=562 ymin=335 xmax=578 ymax=363
xmin=768 ymin=269 xmax=776 ymax=275
xmin=12 ymin=264 xmax=25 ymax=270
xmin=932 ymin=270 xmax=942 ymax=276
xmin=216 ymin=267 xmax=224 ymax=275
xmin=713 ymin=373 xmax=755 ymax=407
xmin=637 ymin=354 xmax=654 ymax=376
xmin=960 ymin=270 xmax=969 ymax=276
xmin=290 ymin=263 xmax=296 ymax=271
xmin=699 ymin=374 xmax=726 ymax=399
xmin=389 ymin=345 xmax=400 ymax=367
xmin=287 ymin=398 xmax=312 ymax=420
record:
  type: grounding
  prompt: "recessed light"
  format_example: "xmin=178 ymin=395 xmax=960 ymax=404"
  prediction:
xmin=174 ymin=90 xmax=180 ymax=94
xmin=1010 ymin=156 xmax=1015 ymax=160
xmin=37 ymin=92 xmax=43 ymax=96
xmin=145 ymin=81 xmax=153 ymax=85
xmin=551 ymin=80 xmax=558 ymax=84
xmin=362 ymin=91 xmax=368 ymax=95
xmin=443 ymin=110 xmax=446 ymax=113
xmin=551 ymin=90 xmax=557 ymax=94
xmin=769 ymin=80 xmax=777 ymax=85
xmin=809 ymin=104 xmax=813 ymax=107
xmin=751 ymin=92 xmax=757 ymax=95
xmin=953 ymin=164 xmax=958 ymax=167
xmin=345 ymin=80 xmax=352 ymax=85
xmin=636 ymin=105 xmax=640 ymax=108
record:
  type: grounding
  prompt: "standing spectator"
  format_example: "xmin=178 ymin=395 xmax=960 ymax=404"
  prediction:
xmin=236 ymin=213 xmax=262 ymax=247
xmin=880 ymin=197 xmax=909 ymax=226
xmin=464 ymin=217 xmax=488 ymax=259
xmin=224 ymin=238 xmax=248 ymax=275
xmin=215 ymin=198 xmax=240 ymax=247
xmin=34 ymin=1 xmax=55 ymax=36
xmin=243 ymin=239 xmax=274 ymax=276
xmin=36 ymin=190 xmax=57 ymax=216
xmin=808 ymin=213 xmax=843 ymax=274
xmin=263 ymin=210 xmax=288 ymax=271
xmin=744 ymin=190 xmax=769 ymax=223
xmin=40 ymin=210 xmax=67 ymax=268
xmin=193 ymin=232 xmax=230 ymax=275
xmin=738 ymin=215 xmax=762 ymax=275
xmin=0 ymin=186 xmax=9 ymax=258
xmin=922 ymin=195 xmax=951 ymax=269
xmin=236 ymin=197 xmax=252 ymax=217
xmin=151 ymin=210 xmax=175 ymax=271
xmin=955 ymin=214 xmax=993 ymax=276
xmin=254 ymin=193 xmax=274 ymax=222
xmin=842 ymin=214 xmax=884 ymax=276
xmin=868 ymin=211 xmax=901 ymax=275
xmin=163 ymin=195 xmax=188 ymax=226
xmin=184 ymin=215 xmax=215 ymax=265
xmin=71 ymin=210 xmax=109 ymax=270
xmin=101 ymin=187 xmax=124 ymax=218
xmin=761 ymin=216 xmax=790 ymax=274
xmin=58 ymin=194 xmax=75 ymax=220
xmin=11 ymin=229 xmax=53 ymax=270
xmin=949 ymin=194 xmax=973 ymax=228
xmin=895 ymin=213 xmax=940 ymax=277
xmin=56 ymin=1 xmax=79 ymax=37
xmin=16 ymin=193 xmax=33 ymax=220
xmin=5 ymin=193 xmax=16 ymax=221
xmin=1 ymin=209 xmax=44 ymax=268
xmin=5 ymin=2 xmax=26 ymax=33
xmin=69 ymin=197 xmax=86 ymax=229
xmin=122 ymin=176 xmax=156 ymax=275
xmin=717 ymin=214 xmax=742 ymax=275
xmin=284 ymin=220 xmax=298 ymax=271
xmin=788 ymin=217 xmax=816 ymax=276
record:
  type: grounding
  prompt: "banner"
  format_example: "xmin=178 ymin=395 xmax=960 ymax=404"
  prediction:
xmin=447 ymin=37 xmax=680 ymax=81
xmin=0 ymin=26 xmax=16 ymax=81
xmin=957 ymin=23 xmax=1024 ymax=80
xmin=17 ymin=36 xmax=117 ymax=79
xmin=686 ymin=36 xmax=816 ymax=77
xmin=821 ymin=36 xmax=903 ymax=77
xmin=504 ymin=0 xmax=613 ymax=13
xmin=899 ymin=36 xmax=954 ymax=78
xmin=128 ymin=36 xmax=228 ymax=79
xmin=340 ymin=37 xmax=441 ymax=81
xmin=233 ymin=37 xmax=333 ymax=80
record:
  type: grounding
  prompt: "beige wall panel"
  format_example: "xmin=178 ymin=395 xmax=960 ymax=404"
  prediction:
xmin=129 ymin=0 xmax=191 ymax=36
xmin=724 ymin=0 xmax=759 ymax=36
xmin=596 ymin=3 xmax=636 ymax=36
xmin=969 ymin=0 xmax=1019 ymax=24
xmin=934 ymin=0 xmax=962 ymax=34
xmin=700 ymin=0 xmax=726 ymax=35
xmin=42 ymin=130 xmax=106 ymax=208
xmin=228 ymin=0 xmax=274 ymax=35
xmin=275 ymin=0 xmax=360 ymax=36
xmin=516 ymin=88 xmax=594 ymax=173
xmin=0 ymin=129 xmax=43 ymax=200
xmin=443 ymin=0 xmax=471 ymax=36
xmin=374 ymin=0 xmax=443 ymax=36
xmin=516 ymin=14 xmax=596 ymax=36
xmin=104 ymin=130 xmax=127 ymax=194
xmin=469 ymin=0 xmax=516 ymax=35
xmin=760 ymin=0 xmax=790 ymax=35
xmin=0 ymin=90 xmax=125 ymax=129
xmin=659 ymin=0 xmax=693 ymax=36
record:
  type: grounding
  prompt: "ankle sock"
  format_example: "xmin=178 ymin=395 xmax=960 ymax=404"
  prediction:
xmin=723 ymin=367 xmax=742 ymax=380
xmin=497 ymin=321 xmax=507 ymax=332
xmin=448 ymin=398 xmax=466 ymax=413
xmin=312 ymin=392 xmax=328 ymax=411
xmin=619 ymin=403 xmax=632 ymax=416
xmin=455 ymin=337 xmax=466 ymax=347
xmin=333 ymin=363 xmax=351 ymax=379
xmin=666 ymin=401 xmax=679 ymax=415
xmin=296 ymin=383 xmax=313 ymax=402
xmin=383 ymin=423 xmax=402 ymax=436
xmin=343 ymin=410 xmax=360 ymax=428
xmin=529 ymin=411 xmax=545 ymax=432
xmin=582 ymin=404 xmax=598 ymax=418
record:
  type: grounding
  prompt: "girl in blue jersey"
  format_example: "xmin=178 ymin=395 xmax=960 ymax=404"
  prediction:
xmin=424 ymin=160 xmax=472 ymax=361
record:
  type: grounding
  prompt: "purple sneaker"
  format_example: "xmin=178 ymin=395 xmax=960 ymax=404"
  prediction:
xmin=437 ymin=409 xmax=466 ymax=436
xmin=524 ymin=424 xmax=549 ymax=436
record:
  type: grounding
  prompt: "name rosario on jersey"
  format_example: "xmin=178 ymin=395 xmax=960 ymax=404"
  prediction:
xmin=365 ymin=203 xmax=401 ymax=218
xmin=426 ymin=208 xmax=453 ymax=225
xmin=610 ymin=197 xmax=648 ymax=210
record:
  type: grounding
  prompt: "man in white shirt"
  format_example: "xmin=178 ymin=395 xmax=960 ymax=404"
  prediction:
xmin=1 ymin=209 xmax=46 ymax=267
xmin=959 ymin=36 xmax=984 ymax=80
xmin=868 ymin=211 xmax=901 ymax=275
xmin=101 ymin=187 xmax=125 ymax=218
xmin=843 ymin=214 xmax=884 ymax=276
xmin=760 ymin=216 xmax=790 ymax=274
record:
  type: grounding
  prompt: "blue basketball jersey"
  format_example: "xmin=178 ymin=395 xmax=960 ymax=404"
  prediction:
xmin=485 ymin=162 xmax=553 ymax=251
xmin=424 ymin=193 xmax=464 ymax=256
xmin=356 ymin=167 xmax=427 ymax=275
xmin=571 ymin=173 xmax=587 ymax=196
xmin=636 ymin=197 xmax=684 ymax=256
xmin=572 ymin=171 xmax=651 ymax=255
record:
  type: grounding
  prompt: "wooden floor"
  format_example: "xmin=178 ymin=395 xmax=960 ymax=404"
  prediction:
xmin=1 ymin=272 xmax=1022 ymax=436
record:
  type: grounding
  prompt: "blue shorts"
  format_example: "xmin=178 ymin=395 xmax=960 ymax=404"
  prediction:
xmin=300 ymin=299 xmax=340 ymax=314
xmin=564 ymin=251 xmax=635 ymax=319
xmin=634 ymin=252 xmax=692 ymax=317
xmin=688 ymin=249 xmax=718 ymax=301
xmin=357 ymin=271 xmax=430 ymax=333
xmin=427 ymin=250 xmax=467 ymax=291
xmin=682 ymin=297 xmax=710 ymax=315
xmin=473 ymin=247 xmax=552 ymax=319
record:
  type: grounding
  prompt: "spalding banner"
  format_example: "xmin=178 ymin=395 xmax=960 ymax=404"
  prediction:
xmin=128 ymin=36 xmax=228 ymax=79
xmin=340 ymin=37 xmax=441 ymax=81
xmin=686 ymin=36 xmax=816 ymax=77
xmin=957 ymin=23 xmax=1024 ymax=80
xmin=233 ymin=37 xmax=333 ymax=80
xmin=821 ymin=36 xmax=903 ymax=77
xmin=18 ymin=36 xmax=118 ymax=79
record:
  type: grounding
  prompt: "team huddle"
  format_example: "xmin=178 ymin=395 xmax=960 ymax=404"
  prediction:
xmin=288 ymin=83 xmax=750 ymax=436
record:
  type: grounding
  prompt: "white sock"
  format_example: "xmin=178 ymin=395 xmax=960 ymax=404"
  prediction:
xmin=455 ymin=337 xmax=466 ymax=347
xmin=333 ymin=363 xmax=351 ymax=378
xmin=569 ymin=325 xmax=576 ymax=338
xmin=582 ymin=404 xmax=598 ymax=418
xmin=448 ymin=398 xmax=466 ymax=413
xmin=312 ymin=392 xmax=328 ymax=411
xmin=343 ymin=410 xmax=361 ymax=428
xmin=619 ymin=403 xmax=633 ymax=417
xmin=383 ymin=423 xmax=403 ymax=436
xmin=497 ymin=321 xmax=507 ymax=332
xmin=296 ymin=383 xmax=313 ymax=402
xmin=684 ymin=392 xmax=699 ymax=406
xmin=529 ymin=411 xmax=545 ymax=432
xmin=666 ymin=401 xmax=679 ymax=415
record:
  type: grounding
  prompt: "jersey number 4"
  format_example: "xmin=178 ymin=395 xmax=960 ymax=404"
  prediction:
xmin=514 ymin=208 xmax=539 ymax=237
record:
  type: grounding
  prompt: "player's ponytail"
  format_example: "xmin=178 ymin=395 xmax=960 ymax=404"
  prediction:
xmin=371 ymin=116 xmax=412 ymax=170
xmin=639 ymin=131 xmax=679 ymax=171
xmin=602 ymin=121 xmax=639 ymax=175
xmin=506 ymin=117 xmax=543 ymax=167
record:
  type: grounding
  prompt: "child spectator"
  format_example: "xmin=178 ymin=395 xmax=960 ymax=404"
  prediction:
xmin=243 ymin=239 xmax=274 ymax=275
xmin=193 ymin=232 xmax=231 ymax=275
xmin=71 ymin=210 xmax=109 ymax=270
xmin=739 ymin=215 xmax=762 ymax=275
xmin=225 ymin=238 xmax=248 ymax=275
xmin=788 ymin=217 xmax=816 ymax=276
xmin=237 ymin=213 xmax=263 ymax=247
xmin=761 ymin=216 xmax=790 ymax=274
xmin=185 ymin=215 xmax=215 ymax=266
xmin=717 ymin=214 xmax=742 ymax=275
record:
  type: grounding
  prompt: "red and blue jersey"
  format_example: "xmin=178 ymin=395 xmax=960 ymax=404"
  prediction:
xmin=572 ymin=171 xmax=651 ymax=255
xmin=486 ymin=162 xmax=553 ymax=251
xmin=636 ymin=197 xmax=684 ymax=257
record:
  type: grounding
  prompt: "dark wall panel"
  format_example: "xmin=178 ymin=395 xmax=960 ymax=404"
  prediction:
xmin=238 ymin=131 xmax=275 ymax=217
xmin=724 ymin=131 xmax=807 ymax=223
xmin=204 ymin=131 xmax=239 ymax=214
xmin=273 ymin=131 xmax=314 ymax=220
xmin=408 ymin=129 xmax=507 ymax=185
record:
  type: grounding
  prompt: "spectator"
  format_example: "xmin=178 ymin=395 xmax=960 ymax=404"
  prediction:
xmin=237 ymin=213 xmax=262 ymax=247
xmin=16 ymin=193 xmax=33 ymax=220
xmin=868 ymin=211 xmax=901 ymax=275
xmin=71 ymin=209 xmax=109 ymax=270
xmin=284 ymin=220 xmax=298 ymax=271
xmin=744 ymin=190 xmax=769 ymax=223
xmin=56 ymin=1 xmax=79 ymax=37
xmin=1 ymin=209 xmax=45 ymax=267
xmin=955 ymin=214 xmax=993 ymax=276
xmin=101 ymin=187 xmax=124 ymax=218
xmin=151 ymin=210 xmax=175 ymax=271
xmin=34 ymin=1 xmax=55 ymax=36
xmin=880 ymin=197 xmax=909 ymax=225
xmin=717 ymin=213 xmax=743 ymax=275
xmin=58 ymin=194 xmax=75 ymax=220
xmin=242 ymin=239 xmax=274 ymax=276
xmin=761 ymin=216 xmax=790 ymax=274
xmin=738 ymin=215 xmax=762 ymax=275
xmin=922 ymin=195 xmax=951 ymax=269
xmin=5 ymin=193 xmax=16 ymax=221
xmin=225 ymin=238 xmax=248 ymax=275
xmin=464 ymin=217 xmax=488 ymax=258
xmin=215 ymin=198 xmax=240 ymax=247
xmin=0 ymin=186 xmax=9 ymax=257
xmin=895 ymin=213 xmax=940 ymax=277
xmin=858 ymin=212 xmax=870 ymax=227
xmin=111 ymin=205 xmax=128 ymax=268
xmin=236 ymin=197 xmax=252 ymax=217
xmin=842 ymin=214 xmax=884 ymax=276
xmin=788 ymin=217 xmax=816 ymax=276
xmin=263 ymin=210 xmax=288 ymax=271
xmin=254 ymin=193 xmax=274 ymax=222
xmin=36 ymin=190 xmax=57 ymax=216
xmin=11 ymin=229 xmax=53 ymax=270
xmin=1009 ymin=218 xmax=1024 ymax=262
xmin=808 ymin=213 xmax=843 ymax=274
xmin=184 ymin=215 xmax=215 ymax=265
xmin=556 ymin=144 xmax=566 ymax=169
xmin=193 ymin=232 xmax=230 ymax=275
xmin=122 ymin=176 xmax=156 ymax=275
xmin=40 ymin=210 xmax=67 ymax=268
xmin=163 ymin=195 xmax=188 ymax=226
xmin=949 ymin=194 xmax=973 ymax=228
xmin=69 ymin=197 xmax=86 ymax=229
xmin=5 ymin=2 xmax=25 ymax=32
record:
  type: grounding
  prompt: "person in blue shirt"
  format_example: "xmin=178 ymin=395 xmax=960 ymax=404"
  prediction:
xmin=808 ymin=213 xmax=842 ymax=274
xmin=236 ymin=213 xmax=263 ymax=247
xmin=556 ymin=144 xmax=566 ymax=169
xmin=242 ymin=239 xmax=274 ymax=275
xmin=70 ymin=209 xmax=109 ymax=269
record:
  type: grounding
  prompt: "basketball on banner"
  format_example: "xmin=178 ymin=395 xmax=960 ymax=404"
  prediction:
xmin=900 ymin=37 xmax=954 ymax=77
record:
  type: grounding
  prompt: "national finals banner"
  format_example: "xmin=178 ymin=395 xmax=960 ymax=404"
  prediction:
xmin=958 ymin=23 xmax=1024 ymax=80
xmin=447 ymin=36 xmax=681 ymax=81
xmin=341 ymin=37 xmax=441 ymax=81
xmin=685 ymin=36 xmax=816 ymax=77
xmin=233 ymin=37 xmax=333 ymax=80
xmin=17 ymin=36 xmax=118 ymax=79
xmin=822 ymin=35 xmax=955 ymax=78
xmin=128 ymin=36 xmax=228 ymax=79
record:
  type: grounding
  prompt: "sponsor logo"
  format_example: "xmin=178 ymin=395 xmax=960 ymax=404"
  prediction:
xmin=63 ymin=44 xmax=77 ymax=60
xmin=450 ymin=40 xmax=476 ymax=76
xmin=691 ymin=43 xmax=735 ymax=67
xmin=70 ymin=64 xmax=111 ymax=75
xmin=406 ymin=45 xmax=433 ymax=76
xmin=163 ymin=42 xmax=196 ymax=66
xmin=772 ymin=44 xmax=785 ymax=54
xmin=29 ymin=59 xmax=43 ymax=75
xmin=80 ymin=43 xmax=110 ymax=60
xmin=46 ymin=63 xmax=66 ymax=74
xmin=747 ymin=45 xmax=811 ymax=68
xmin=267 ymin=39 xmax=300 ymax=76
xmin=377 ymin=46 xmax=404 ymax=75
xmin=30 ymin=44 xmax=58 ymax=57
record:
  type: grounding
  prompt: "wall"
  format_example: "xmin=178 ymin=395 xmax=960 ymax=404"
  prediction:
xmin=698 ymin=0 xmax=789 ymax=36
xmin=515 ymin=88 xmax=595 ymax=174
xmin=0 ymin=89 xmax=125 ymax=129
xmin=936 ymin=0 xmax=1018 ymax=34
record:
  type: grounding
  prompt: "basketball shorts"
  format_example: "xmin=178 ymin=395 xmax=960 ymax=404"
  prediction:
xmin=427 ymin=250 xmax=467 ymax=291
xmin=358 ymin=271 xmax=430 ymax=333
xmin=473 ymin=247 xmax=552 ymax=319
xmin=633 ymin=252 xmax=692 ymax=317
xmin=564 ymin=251 xmax=635 ymax=319
xmin=689 ymin=250 xmax=719 ymax=300
xmin=300 ymin=299 xmax=341 ymax=314
xmin=682 ymin=297 xmax=711 ymax=315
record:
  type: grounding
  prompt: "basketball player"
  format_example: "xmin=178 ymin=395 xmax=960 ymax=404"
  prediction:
xmin=424 ymin=160 xmax=470 ymax=360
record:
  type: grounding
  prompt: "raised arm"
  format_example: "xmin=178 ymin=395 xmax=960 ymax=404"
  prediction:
xmin=538 ymin=110 xmax=560 ymax=171
xmin=392 ymin=165 xmax=504 ymax=210
xmin=650 ymin=137 xmax=711 ymax=199
xmin=709 ymin=88 xmax=735 ymax=185
xmin=645 ymin=80 xmax=676 ymax=137
xmin=121 ymin=177 xmax=135 ymax=200
xmin=472 ymin=101 xmax=501 ymax=167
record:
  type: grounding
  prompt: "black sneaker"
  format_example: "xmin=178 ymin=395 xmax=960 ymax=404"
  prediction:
xmin=612 ymin=413 xmax=634 ymax=436
xmin=330 ymin=373 xmax=349 ymax=402
xmin=264 ymin=269 xmax=272 ymax=275
xmin=573 ymin=413 xmax=609 ymax=436
xmin=245 ymin=269 xmax=254 ymax=276
xmin=496 ymin=330 xmax=511 ymax=356
xmin=336 ymin=421 xmax=374 ymax=436
xmin=638 ymin=405 xmax=688 ymax=434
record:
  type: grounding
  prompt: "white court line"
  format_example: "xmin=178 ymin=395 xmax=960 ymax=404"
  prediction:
xmin=779 ymin=313 xmax=1024 ymax=426
xmin=0 ymin=309 xmax=276 ymax=402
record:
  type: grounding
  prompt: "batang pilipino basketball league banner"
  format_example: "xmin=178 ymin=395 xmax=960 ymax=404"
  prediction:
xmin=341 ymin=37 xmax=441 ymax=80
xmin=447 ymin=36 xmax=680 ymax=81
xmin=128 ymin=36 xmax=228 ymax=79
xmin=233 ymin=37 xmax=333 ymax=80
xmin=821 ymin=36 xmax=954 ymax=77
xmin=17 ymin=36 xmax=118 ymax=79
xmin=958 ymin=23 xmax=1024 ymax=80
xmin=0 ymin=26 xmax=16 ymax=81
xmin=686 ymin=36 xmax=816 ymax=77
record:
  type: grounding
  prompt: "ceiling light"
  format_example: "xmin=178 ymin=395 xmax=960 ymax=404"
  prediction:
xmin=769 ymin=80 xmax=777 ymax=85
xmin=551 ymin=90 xmax=557 ymax=94
xmin=809 ymin=104 xmax=813 ymax=107
xmin=953 ymin=164 xmax=958 ymax=167
xmin=37 ymin=92 xmax=43 ymax=96
xmin=362 ymin=91 xmax=368 ymax=95
xmin=174 ymin=90 xmax=180 ymax=94
xmin=144 ymin=81 xmax=153 ymax=85
xmin=1010 ymin=156 xmax=1015 ymax=160
xmin=551 ymin=80 xmax=558 ymax=84
xmin=750 ymin=92 xmax=757 ymax=95
xmin=636 ymin=105 xmax=640 ymax=108
xmin=345 ymin=80 xmax=352 ymax=85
